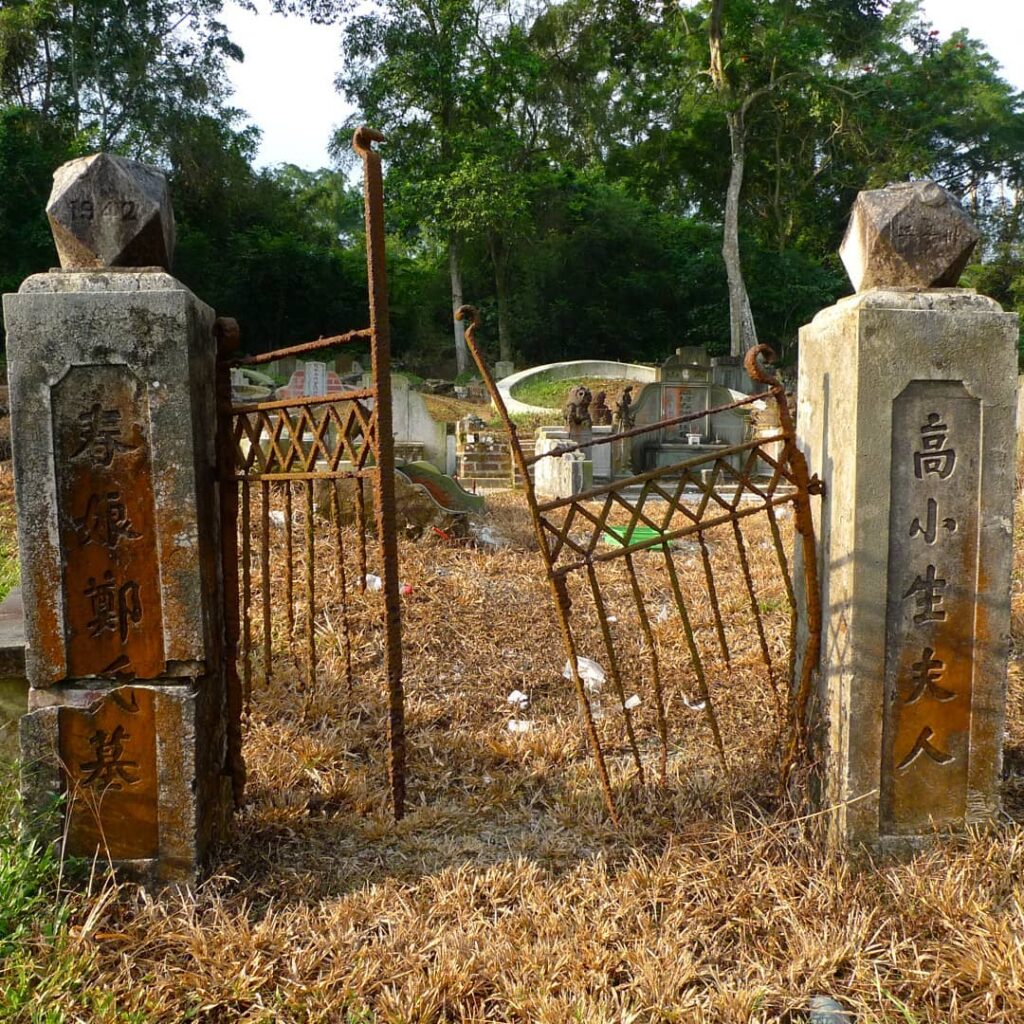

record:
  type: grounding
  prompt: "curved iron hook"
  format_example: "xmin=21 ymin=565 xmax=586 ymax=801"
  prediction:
xmin=744 ymin=343 xmax=780 ymax=386
xmin=352 ymin=125 xmax=386 ymax=158
xmin=455 ymin=304 xmax=481 ymax=347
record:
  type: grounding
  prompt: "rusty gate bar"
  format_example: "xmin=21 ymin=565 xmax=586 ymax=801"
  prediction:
xmin=355 ymin=126 xmax=406 ymax=820
xmin=216 ymin=127 xmax=405 ymax=819
xmin=457 ymin=305 xmax=823 ymax=821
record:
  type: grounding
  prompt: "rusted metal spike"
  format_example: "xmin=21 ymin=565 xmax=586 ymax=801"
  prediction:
xmin=586 ymin=562 xmax=644 ymax=785
xmin=330 ymin=482 xmax=354 ymax=696
xmin=240 ymin=479 xmax=252 ymax=716
xmin=261 ymin=480 xmax=272 ymax=692
xmin=304 ymin=478 xmax=317 ymax=708
xmin=662 ymin=548 xmax=730 ymax=780
xmin=624 ymin=552 xmax=669 ymax=786
xmin=697 ymin=533 xmax=731 ymax=668
xmin=284 ymin=482 xmax=295 ymax=637
xmin=731 ymin=519 xmax=775 ymax=690
xmin=214 ymin=318 xmax=246 ymax=808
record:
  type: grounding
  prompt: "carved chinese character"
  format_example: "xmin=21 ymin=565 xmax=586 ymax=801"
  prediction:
xmin=909 ymin=497 xmax=957 ymax=545
xmin=78 ymin=724 xmax=140 ymax=790
xmin=904 ymin=564 xmax=947 ymax=624
xmin=906 ymin=646 xmax=955 ymax=703
xmin=914 ymin=413 xmax=956 ymax=480
xmin=896 ymin=725 xmax=953 ymax=770
xmin=72 ymin=404 xmax=140 ymax=466
xmin=84 ymin=571 xmax=143 ymax=641
xmin=73 ymin=490 xmax=140 ymax=550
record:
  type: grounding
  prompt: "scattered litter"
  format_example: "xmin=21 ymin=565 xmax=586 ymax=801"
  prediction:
xmin=507 ymin=719 xmax=533 ymax=734
xmin=400 ymin=583 xmax=414 ymax=596
xmin=482 ymin=774 xmax=493 ymax=784
xmin=683 ymin=695 xmax=707 ymax=711
xmin=506 ymin=689 xmax=530 ymax=709
xmin=474 ymin=525 xmax=510 ymax=550
xmin=362 ymin=573 xmax=383 ymax=592
xmin=808 ymin=995 xmax=854 ymax=1023
xmin=269 ymin=510 xmax=286 ymax=528
xmin=606 ymin=615 xmax=618 ymax=624
xmin=624 ymin=694 xmax=641 ymax=711
xmin=669 ymin=540 xmax=700 ymax=555
xmin=563 ymin=656 xmax=606 ymax=693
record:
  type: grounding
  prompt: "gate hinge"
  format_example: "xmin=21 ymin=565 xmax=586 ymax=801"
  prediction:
xmin=807 ymin=475 xmax=826 ymax=497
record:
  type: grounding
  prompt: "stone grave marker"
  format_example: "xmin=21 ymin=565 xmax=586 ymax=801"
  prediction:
xmin=797 ymin=180 xmax=1017 ymax=850
xmin=6 ymin=154 xmax=231 ymax=884
xmin=840 ymin=180 xmax=979 ymax=293
xmin=277 ymin=362 xmax=344 ymax=400
xmin=46 ymin=153 xmax=176 ymax=270
xmin=304 ymin=360 xmax=328 ymax=397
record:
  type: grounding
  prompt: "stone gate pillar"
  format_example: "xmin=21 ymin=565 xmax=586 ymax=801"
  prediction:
xmin=798 ymin=181 xmax=1018 ymax=850
xmin=4 ymin=154 xmax=232 ymax=883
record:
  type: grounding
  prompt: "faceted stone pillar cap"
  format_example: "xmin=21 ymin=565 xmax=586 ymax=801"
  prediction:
xmin=46 ymin=153 xmax=176 ymax=270
xmin=840 ymin=180 xmax=980 ymax=292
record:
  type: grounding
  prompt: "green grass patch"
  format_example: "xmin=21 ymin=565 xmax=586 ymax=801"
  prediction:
xmin=509 ymin=373 xmax=636 ymax=409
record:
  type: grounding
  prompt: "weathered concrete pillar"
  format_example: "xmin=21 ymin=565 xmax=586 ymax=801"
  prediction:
xmin=5 ymin=153 xmax=232 ymax=883
xmin=798 ymin=181 xmax=1018 ymax=850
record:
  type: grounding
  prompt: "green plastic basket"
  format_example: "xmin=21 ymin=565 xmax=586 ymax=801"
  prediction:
xmin=602 ymin=525 xmax=669 ymax=551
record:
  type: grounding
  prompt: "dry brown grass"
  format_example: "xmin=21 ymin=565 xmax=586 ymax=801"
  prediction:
xmin=5 ymin=485 xmax=1024 ymax=1023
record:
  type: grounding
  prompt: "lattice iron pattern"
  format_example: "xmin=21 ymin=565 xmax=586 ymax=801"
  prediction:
xmin=230 ymin=393 xmax=378 ymax=480
xmin=537 ymin=438 xmax=803 ymax=571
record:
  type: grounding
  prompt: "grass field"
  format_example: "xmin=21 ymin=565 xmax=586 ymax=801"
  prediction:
xmin=509 ymin=375 xmax=638 ymax=411
xmin=1 ymin=478 xmax=1023 ymax=1023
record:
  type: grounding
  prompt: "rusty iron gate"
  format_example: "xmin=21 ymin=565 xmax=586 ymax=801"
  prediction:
xmin=460 ymin=308 xmax=823 ymax=824
xmin=215 ymin=128 xmax=405 ymax=818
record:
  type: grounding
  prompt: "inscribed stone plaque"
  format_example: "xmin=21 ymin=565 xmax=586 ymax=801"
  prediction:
xmin=46 ymin=153 xmax=175 ymax=269
xmin=881 ymin=380 xmax=980 ymax=834
xmin=662 ymin=384 xmax=709 ymax=437
xmin=53 ymin=366 xmax=164 ymax=680
xmin=303 ymin=360 xmax=328 ymax=397
xmin=59 ymin=686 xmax=159 ymax=859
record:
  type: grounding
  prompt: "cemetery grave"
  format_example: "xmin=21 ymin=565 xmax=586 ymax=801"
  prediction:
xmin=3 ymin=132 xmax=1024 ymax=1023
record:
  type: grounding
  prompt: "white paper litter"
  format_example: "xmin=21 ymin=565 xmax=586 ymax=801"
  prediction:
xmin=683 ymin=695 xmax=707 ymax=711
xmin=624 ymin=694 xmax=641 ymax=711
xmin=269 ymin=510 xmax=286 ymax=528
xmin=507 ymin=719 xmax=533 ymax=734
xmin=563 ymin=656 xmax=606 ymax=692
xmin=506 ymin=689 xmax=530 ymax=709
xmin=362 ymin=573 xmax=383 ymax=592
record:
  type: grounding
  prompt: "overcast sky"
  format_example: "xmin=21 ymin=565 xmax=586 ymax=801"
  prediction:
xmin=221 ymin=0 xmax=1024 ymax=171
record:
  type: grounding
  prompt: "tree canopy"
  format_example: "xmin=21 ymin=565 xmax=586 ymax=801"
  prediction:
xmin=1 ymin=0 xmax=1022 ymax=369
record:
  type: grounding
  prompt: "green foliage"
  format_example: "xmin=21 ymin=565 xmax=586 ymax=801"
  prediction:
xmin=0 ymin=107 xmax=79 ymax=295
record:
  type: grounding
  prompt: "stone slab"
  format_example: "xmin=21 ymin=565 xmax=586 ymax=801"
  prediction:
xmin=47 ymin=154 xmax=175 ymax=270
xmin=796 ymin=288 xmax=1017 ymax=849
xmin=3 ymin=272 xmax=219 ymax=689
xmin=0 ymin=587 xmax=26 ymax=678
xmin=20 ymin=681 xmax=230 ymax=883
xmin=840 ymin=181 xmax=979 ymax=292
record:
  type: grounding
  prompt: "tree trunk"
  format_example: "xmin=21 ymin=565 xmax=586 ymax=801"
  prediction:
xmin=723 ymin=108 xmax=758 ymax=357
xmin=488 ymin=231 xmax=513 ymax=364
xmin=709 ymin=0 xmax=758 ymax=358
xmin=449 ymin=233 xmax=468 ymax=376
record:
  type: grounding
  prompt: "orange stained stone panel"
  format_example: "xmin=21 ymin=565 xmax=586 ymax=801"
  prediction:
xmin=52 ymin=365 xmax=164 ymax=680
xmin=881 ymin=380 xmax=980 ymax=834
xmin=59 ymin=686 xmax=159 ymax=860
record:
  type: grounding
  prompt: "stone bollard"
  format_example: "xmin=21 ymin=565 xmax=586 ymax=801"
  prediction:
xmin=798 ymin=181 xmax=1018 ymax=850
xmin=5 ymin=154 xmax=232 ymax=884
